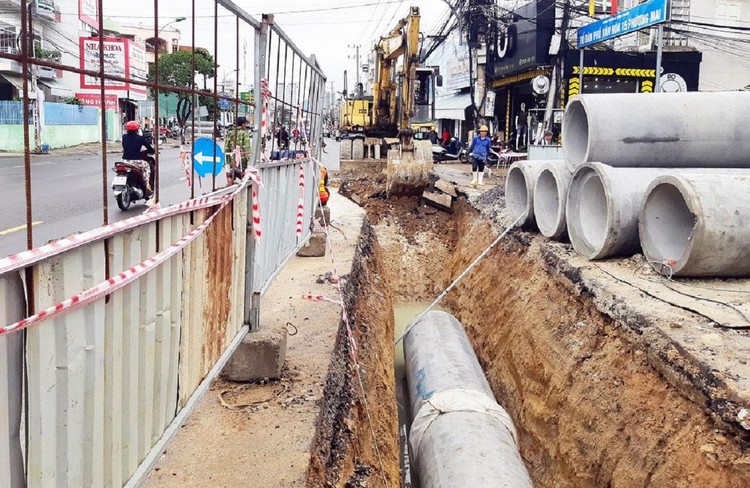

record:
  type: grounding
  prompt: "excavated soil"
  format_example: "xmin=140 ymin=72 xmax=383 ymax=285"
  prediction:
xmin=309 ymin=168 xmax=750 ymax=487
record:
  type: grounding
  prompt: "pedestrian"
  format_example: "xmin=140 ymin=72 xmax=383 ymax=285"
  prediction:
xmin=224 ymin=116 xmax=251 ymax=186
xmin=277 ymin=126 xmax=289 ymax=149
xmin=319 ymin=165 xmax=330 ymax=206
xmin=441 ymin=127 xmax=451 ymax=146
xmin=468 ymin=124 xmax=491 ymax=187
xmin=428 ymin=126 xmax=438 ymax=144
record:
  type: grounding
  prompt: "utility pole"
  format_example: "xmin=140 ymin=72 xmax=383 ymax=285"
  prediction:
xmin=347 ymin=44 xmax=361 ymax=95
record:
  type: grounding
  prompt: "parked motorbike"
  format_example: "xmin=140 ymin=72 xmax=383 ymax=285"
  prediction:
xmin=142 ymin=127 xmax=167 ymax=145
xmin=432 ymin=141 xmax=462 ymax=163
xmin=112 ymin=150 xmax=155 ymax=210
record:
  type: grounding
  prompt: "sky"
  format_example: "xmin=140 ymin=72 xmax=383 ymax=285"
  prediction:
xmin=100 ymin=0 xmax=451 ymax=93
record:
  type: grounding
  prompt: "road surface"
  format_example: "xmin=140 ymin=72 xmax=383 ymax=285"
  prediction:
xmin=0 ymin=146 xmax=201 ymax=257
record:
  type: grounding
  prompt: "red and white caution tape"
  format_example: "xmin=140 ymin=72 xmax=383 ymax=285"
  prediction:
xmin=245 ymin=165 xmax=262 ymax=242
xmin=260 ymin=78 xmax=272 ymax=163
xmin=179 ymin=147 xmax=193 ymax=189
xmin=0 ymin=175 xmax=254 ymax=336
xmin=301 ymin=294 xmax=342 ymax=306
xmin=296 ymin=163 xmax=305 ymax=236
xmin=0 ymin=193 xmax=232 ymax=276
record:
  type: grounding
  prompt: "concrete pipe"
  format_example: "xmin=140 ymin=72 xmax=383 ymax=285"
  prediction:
xmin=405 ymin=311 xmax=532 ymax=488
xmin=505 ymin=160 xmax=558 ymax=228
xmin=563 ymin=92 xmax=750 ymax=170
xmin=533 ymin=161 xmax=573 ymax=240
xmin=640 ymin=174 xmax=750 ymax=277
xmin=566 ymin=163 xmax=675 ymax=259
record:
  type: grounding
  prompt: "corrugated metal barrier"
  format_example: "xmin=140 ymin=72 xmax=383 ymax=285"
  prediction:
xmin=0 ymin=0 xmax=326 ymax=485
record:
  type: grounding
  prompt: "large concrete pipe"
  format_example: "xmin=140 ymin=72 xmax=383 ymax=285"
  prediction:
xmin=404 ymin=311 xmax=532 ymax=488
xmin=533 ymin=161 xmax=573 ymax=240
xmin=640 ymin=174 xmax=750 ymax=277
xmin=563 ymin=92 xmax=750 ymax=170
xmin=566 ymin=163 xmax=676 ymax=259
xmin=505 ymin=160 xmax=559 ymax=228
xmin=566 ymin=164 xmax=750 ymax=260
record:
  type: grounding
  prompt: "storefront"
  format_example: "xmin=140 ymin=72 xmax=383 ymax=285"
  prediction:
xmin=489 ymin=0 xmax=555 ymax=141
xmin=562 ymin=49 xmax=702 ymax=103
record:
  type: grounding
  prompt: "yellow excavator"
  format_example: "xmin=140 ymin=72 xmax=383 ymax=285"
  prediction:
xmin=339 ymin=6 xmax=441 ymax=197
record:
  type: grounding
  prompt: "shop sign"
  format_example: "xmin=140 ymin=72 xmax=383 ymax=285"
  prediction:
xmin=445 ymin=43 xmax=470 ymax=90
xmin=78 ymin=0 xmax=97 ymax=29
xmin=577 ymin=0 xmax=669 ymax=48
xmin=493 ymin=0 xmax=555 ymax=78
xmin=79 ymin=38 xmax=147 ymax=96
xmin=75 ymin=93 xmax=118 ymax=111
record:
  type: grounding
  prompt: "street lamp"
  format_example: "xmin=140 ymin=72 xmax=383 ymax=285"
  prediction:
xmin=159 ymin=16 xmax=186 ymax=35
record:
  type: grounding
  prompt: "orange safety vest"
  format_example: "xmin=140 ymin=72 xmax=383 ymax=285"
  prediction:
xmin=319 ymin=166 xmax=330 ymax=205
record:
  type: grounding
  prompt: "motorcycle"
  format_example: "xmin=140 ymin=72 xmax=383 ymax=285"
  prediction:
xmin=142 ymin=127 xmax=167 ymax=146
xmin=112 ymin=150 xmax=155 ymax=210
xmin=432 ymin=138 xmax=463 ymax=163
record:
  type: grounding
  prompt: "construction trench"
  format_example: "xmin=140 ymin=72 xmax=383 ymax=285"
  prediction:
xmin=305 ymin=163 xmax=750 ymax=487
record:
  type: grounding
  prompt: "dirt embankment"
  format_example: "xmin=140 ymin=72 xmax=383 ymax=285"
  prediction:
xmin=443 ymin=207 xmax=750 ymax=487
xmin=308 ymin=222 xmax=400 ymax=487
xmin=314 ymin=171 xmax=750 ymax=487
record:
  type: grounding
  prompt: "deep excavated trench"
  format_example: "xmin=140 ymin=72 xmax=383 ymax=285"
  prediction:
xmin=308 ymin=173 xmax=750 ymax=488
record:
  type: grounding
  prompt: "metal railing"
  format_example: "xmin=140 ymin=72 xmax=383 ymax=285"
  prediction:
xmin=0 ymin=0 xmax=326 ymax=486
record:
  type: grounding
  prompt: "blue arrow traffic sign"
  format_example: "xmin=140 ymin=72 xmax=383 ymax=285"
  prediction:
xmin=218 ymin=95 xmax=230 ymax=111
xmin=193 ymin=137 xmax=225 ymax=177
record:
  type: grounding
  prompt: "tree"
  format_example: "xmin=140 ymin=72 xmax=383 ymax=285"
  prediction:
xmin=148 ymin=48 xmax=215 ymax=94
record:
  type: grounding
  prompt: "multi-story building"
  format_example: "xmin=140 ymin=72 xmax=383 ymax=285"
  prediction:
xmin=0 ymin=0 xmax=68 ymax=100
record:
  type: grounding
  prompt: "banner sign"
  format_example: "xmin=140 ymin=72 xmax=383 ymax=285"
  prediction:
xmin=75 ymin=93 xmax=118 ymax=111
xmin=577 ymin=0 xmax=669 ymax=48
xmin=79 ymin=37 xmax=147 ymax=95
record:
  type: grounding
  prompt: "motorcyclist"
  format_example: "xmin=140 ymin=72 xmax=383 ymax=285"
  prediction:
xmin=122 ymin=120 xmax=156 ymax=193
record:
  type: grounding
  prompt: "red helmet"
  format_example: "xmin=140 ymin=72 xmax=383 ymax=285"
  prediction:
xmin=126 ymin=120 xmax=140 ymax=131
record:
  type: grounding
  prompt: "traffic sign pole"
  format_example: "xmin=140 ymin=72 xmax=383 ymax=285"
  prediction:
xmin=655 ymin=24 xmax=664 ymax=93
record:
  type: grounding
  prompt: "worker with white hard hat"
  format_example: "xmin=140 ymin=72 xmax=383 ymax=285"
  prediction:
xmin=468 ymin=124 xmax=491 ymax=187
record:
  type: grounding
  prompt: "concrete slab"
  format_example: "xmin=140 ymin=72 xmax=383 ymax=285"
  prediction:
xmin=434 ymin=178 xmax=458 ymax=197
xmin=296 ymin=231 xmax=327 ymax=257
xmin=222 ymin=330 xmax=287 ymax=382
xmin=422 ymin=191 xmax=453 ymax=213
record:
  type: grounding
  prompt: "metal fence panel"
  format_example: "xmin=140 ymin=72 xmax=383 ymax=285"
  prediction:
xmin=26 ymin=240 xmax=107 ymax=487
xmin=0 ymin=273 xmax=24 ymax=488
xmin=43 ymin=102 xmax=99 ymax=126
xmin=0 ymin=101 xmax=32 ymax=125
xmin=253 ymin=160 xmax=316 ymax=294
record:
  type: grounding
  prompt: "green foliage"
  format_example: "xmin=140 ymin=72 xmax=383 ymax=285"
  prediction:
xmin=65 ymin=96 xmax=84 ymax=106
xmin=33 ymin=42 xmax=61 ymax=61
xmin=147 ymin=49 xmax=216 ymax=93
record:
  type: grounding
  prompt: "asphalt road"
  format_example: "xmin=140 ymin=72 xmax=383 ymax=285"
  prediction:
xmin=0 ymin=138 xmax=342 ymax=257
xmin=0 ymin=146 xmax=202 ymax=257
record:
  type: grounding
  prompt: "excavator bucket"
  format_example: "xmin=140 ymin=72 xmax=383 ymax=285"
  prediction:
xmin=385 ymin=139 xmax=434 ymax=197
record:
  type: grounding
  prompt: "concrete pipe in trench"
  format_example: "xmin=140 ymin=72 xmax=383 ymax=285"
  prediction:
xmin=404 ymin=310 xmax=532 ymax=488
xmin=533 ymin=161 xmax=573 ymax=240
xmin=505 ymin=160 xmax=560 ymax=228
xmin=563 ymin=92 xmax=750 ymax=171
xmin=640 ymin=174 xmax=750 ymax=277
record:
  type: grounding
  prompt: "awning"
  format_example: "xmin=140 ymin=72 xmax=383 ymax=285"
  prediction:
xmin=37 ymin=79 xmax=71 ymax=98
xmin=435 ymin=92 xmax=471 ymax=121
xmin=0 ymin=73 xmax=36 ymax=99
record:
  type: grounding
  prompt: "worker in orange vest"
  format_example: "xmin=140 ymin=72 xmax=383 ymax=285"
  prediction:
xmin=319 ymin=166 xmax=330 ymax=206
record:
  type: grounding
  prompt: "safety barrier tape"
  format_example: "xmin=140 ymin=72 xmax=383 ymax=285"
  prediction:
xmin=296 ymin=163 xmax=305 ymax=236
xmin=0 ymin=193 xmax=233 ymax=277
xmin=301 ymin=294 xmax=342 ymax=306
xmin=0 ymin=174 xmax=254 ymax=336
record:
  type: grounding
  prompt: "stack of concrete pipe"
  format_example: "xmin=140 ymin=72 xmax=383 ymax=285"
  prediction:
xmin=504 ymin=91 xmax=750 ymax=277
xmin=404 ymin=311 xmax=533 ymax=487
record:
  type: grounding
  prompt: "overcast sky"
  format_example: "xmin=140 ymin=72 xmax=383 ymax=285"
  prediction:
xmin=101 ymin=0 xmax=451 ymax=92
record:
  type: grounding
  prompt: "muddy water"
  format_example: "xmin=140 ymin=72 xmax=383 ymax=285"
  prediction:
xmin=394 ymin=303 xmax=444 ymax=488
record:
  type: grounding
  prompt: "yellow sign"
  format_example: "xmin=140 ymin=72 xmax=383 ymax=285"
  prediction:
xmin=492 ymin=67 xmax=550 ymax=89
xmin=615 ymin=68 xmax=655 ymax=77
xmin=572 ymin=66 xmax=614 ymax=76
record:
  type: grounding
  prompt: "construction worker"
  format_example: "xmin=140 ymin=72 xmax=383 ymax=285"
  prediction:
xmin=469 ymin=124 xmax=491 ymax=186
xmin=224 ymin=116 xmax=251 ymax=185
xmin=319 ymin=165 xmax=330 ymax=206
